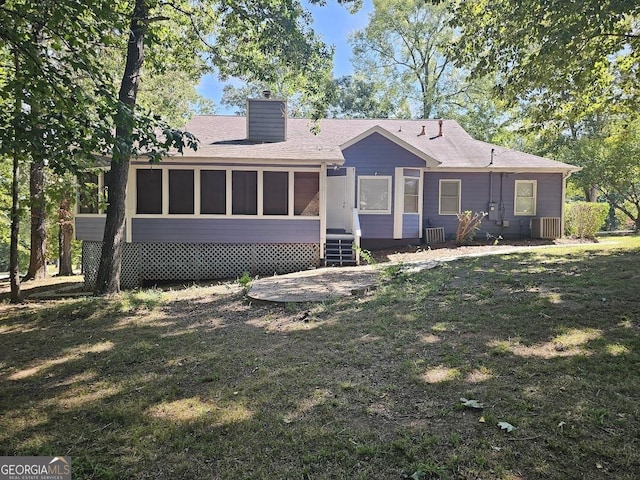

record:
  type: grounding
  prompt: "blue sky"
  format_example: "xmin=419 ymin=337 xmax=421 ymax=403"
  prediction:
xmin=197 ymin=0 xmax=373 ymax=114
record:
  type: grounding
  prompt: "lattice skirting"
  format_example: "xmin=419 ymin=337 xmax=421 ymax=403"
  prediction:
xmin=83 ymin=241 xmax=320 ymax=290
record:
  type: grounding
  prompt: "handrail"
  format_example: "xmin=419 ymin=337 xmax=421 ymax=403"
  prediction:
xmin=352 ymin=208 xmax=361 ymax=264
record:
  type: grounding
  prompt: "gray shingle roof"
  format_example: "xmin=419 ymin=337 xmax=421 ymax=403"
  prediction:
xmin=175 ymin=115 xmax=579 ymax=172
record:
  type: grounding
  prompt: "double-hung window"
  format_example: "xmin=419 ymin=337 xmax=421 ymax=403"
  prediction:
xmin=403 ymin=177 xmax=420 ymax=213
xmin=439 ymin=179 xmax=461 ymax=215
xmin=514 ymin=180 xmax=537 ymax=215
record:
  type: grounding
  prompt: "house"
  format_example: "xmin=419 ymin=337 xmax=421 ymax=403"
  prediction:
xmin=75 ymin=97 xmax=580 ymax=289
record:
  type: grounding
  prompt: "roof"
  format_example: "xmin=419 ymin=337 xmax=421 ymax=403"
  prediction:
xmin=167 ymin=115 xmax=580 ymax=173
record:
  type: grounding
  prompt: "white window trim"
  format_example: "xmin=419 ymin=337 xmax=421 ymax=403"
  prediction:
xmin=514 ymin=179 xmax=537 ymax=216
xmin=403 ymin=177 xmax=420 ymax=214
xmin=438 ymin=179 xmax=461 ymax=216
xmin=358 ymin=175 xmax=392 ymax=215
xmin=394 ymin=168 xmax=423 ymax=239
xmin=128 ymin=165 xmax=321 ymax=219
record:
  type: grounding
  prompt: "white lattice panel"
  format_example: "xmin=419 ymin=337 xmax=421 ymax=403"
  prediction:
xmin=121 ymin=243 xmax=140 ymax=289
xmin=82 ymin=241 xmax=140 ymax=290
xmin=82 ymin=241 xmax=321 ymax=289
xmin=199 ymin=243 xmax=253 ymax=279
xmin=82 ymin=241 xmax=101 ymax=290
xmin=141 ymin=243 xmax=199 ymax=280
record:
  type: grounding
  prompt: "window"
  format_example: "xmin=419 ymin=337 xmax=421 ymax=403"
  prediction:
xmin=515 ymin=180 xmax=537 ymax=215
xmin=294 ymin=172 xmax=319 ymax=216
xmin=136 ymin=169 xmax=162 ymax=214
xmin=168 ymin=170 xmax=194 ymax=214
xmin=404 ymin=177 xmax=419 ymax=213
xmin=232 ymin=171 xmax=257 ymax=215
xmin=200 ymin=170 xmax=226 ymax=214
xmin=263 ymin=171 xmax=289 ymax=215
xmin=439 ymin=179 xmax=461 ymax=215
xmin=358 ymin=176 xmax=392 ymax=214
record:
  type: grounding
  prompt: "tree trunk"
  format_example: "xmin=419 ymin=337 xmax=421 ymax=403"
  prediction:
xmin=24 ymin=158 xmax=47 ymax=280
xmin=10 ymin=50 xmax=22 ymax=304
xmin=10 ymin=149 xmax=23 ymax=304
xmin=94 ymin=0 xmax=149 ymax=295
xmin=23 ymin=24 xmax=47 ymax=281
xmin=58 ymin=195 xmax=74 ymax=275
xmin=584 ymin=185 xmax=598 ymax=202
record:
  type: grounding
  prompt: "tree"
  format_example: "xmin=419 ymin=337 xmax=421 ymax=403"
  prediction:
xmin=25 ymin=155 xmax=47 ymax=280
xmin=558 ymin=120 xmax=640 ymax=230
xmin=350 ymin=0 xmax=470 ymax=119
xmin=45 ymin=172 xmax=78 ymax=276
xmin=447 ymin=0 xmax=640 ymax=118
xmin=328 ymin=75 xmax=398 ymax=118
xmin=94 ymin=0 xmax=352 ymax=295
xmin=1 ymin=0 xmax=125 ymax=302
xmin=438 ymin=75 xmax=514 ymax=143
xmin=137 ymin=70 xmax=216 ymax=127
xmin=94 ymin=0 xmax=153 ymax=295
xmin=221 ymin=83 xmax=310 ymax=118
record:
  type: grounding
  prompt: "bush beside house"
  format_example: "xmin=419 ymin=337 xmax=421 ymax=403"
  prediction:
xmin=565 ymin=202 xmax=609 ymax=238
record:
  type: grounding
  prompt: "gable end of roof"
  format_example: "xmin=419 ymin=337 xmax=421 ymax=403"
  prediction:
xmin=339 ymin=125 xmax=441 ymax=167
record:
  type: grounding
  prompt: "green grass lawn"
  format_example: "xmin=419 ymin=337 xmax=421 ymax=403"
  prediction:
xmin=1 ymin=236 xmax=640 ymax=479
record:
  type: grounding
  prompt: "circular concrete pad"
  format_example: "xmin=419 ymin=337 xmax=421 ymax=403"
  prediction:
xmin=247 ymin=265 xmax=379 ymax=303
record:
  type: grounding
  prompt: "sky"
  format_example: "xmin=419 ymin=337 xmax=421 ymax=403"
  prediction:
xmin=196 ymin=0 xmax=374 ymax=114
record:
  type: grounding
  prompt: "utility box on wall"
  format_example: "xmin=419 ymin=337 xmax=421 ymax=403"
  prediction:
xmin=488 ymin=202 xmax=498 ymax=221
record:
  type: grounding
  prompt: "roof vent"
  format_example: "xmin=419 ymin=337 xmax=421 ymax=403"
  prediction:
xmin=438 ymin=119 xmax=443 ymax=137
xmin=262 ymin=90 xmax=272 ymax=99
xmin=418 ymin=125 xmax=426 ymax=136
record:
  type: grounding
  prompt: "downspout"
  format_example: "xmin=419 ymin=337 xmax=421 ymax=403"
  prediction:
xmin=488 ymin=149 xmax=496 ymax=224
xmin=499 ymin=172 xmax=505 ymax=224
xmin=561 ymin=171 xmax=573 ymax=238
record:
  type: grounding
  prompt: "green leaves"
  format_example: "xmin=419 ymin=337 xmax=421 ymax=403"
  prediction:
xmin=447 ymin=0 xmax=640 ymax=114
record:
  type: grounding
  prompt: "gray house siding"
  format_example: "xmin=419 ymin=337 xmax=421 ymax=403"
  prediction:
xmin=423 ymin=172 xmax=564 ymax=239
xmin=247 ymin=99 xmax=286 ymax=142
xmin=402 ymin=214 xmax=421 ymax=238
xmin=359 ymin=215 xmax=393 ymax=239
xmin=343 ymin=132 xmax=426 ymax=240
xmin=343 ymin=132 xmax=426 ymax=173
xmin=75 ymin=217 xmax=108 ymax=241
xmin=131 ymin=218 xmax=320 ymax=243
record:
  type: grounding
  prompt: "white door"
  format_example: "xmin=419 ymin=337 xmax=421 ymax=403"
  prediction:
xmin=327 ymin=176 xmax=350 ymax=231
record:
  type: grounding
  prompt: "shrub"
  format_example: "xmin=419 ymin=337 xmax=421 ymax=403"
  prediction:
xmin=237 ymin=272 xmax=253 ymax=289
xmin=565 ymin=202 xmax=609 ymax=238
xmin=456 ymin=211 xmax=487 ymax=245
